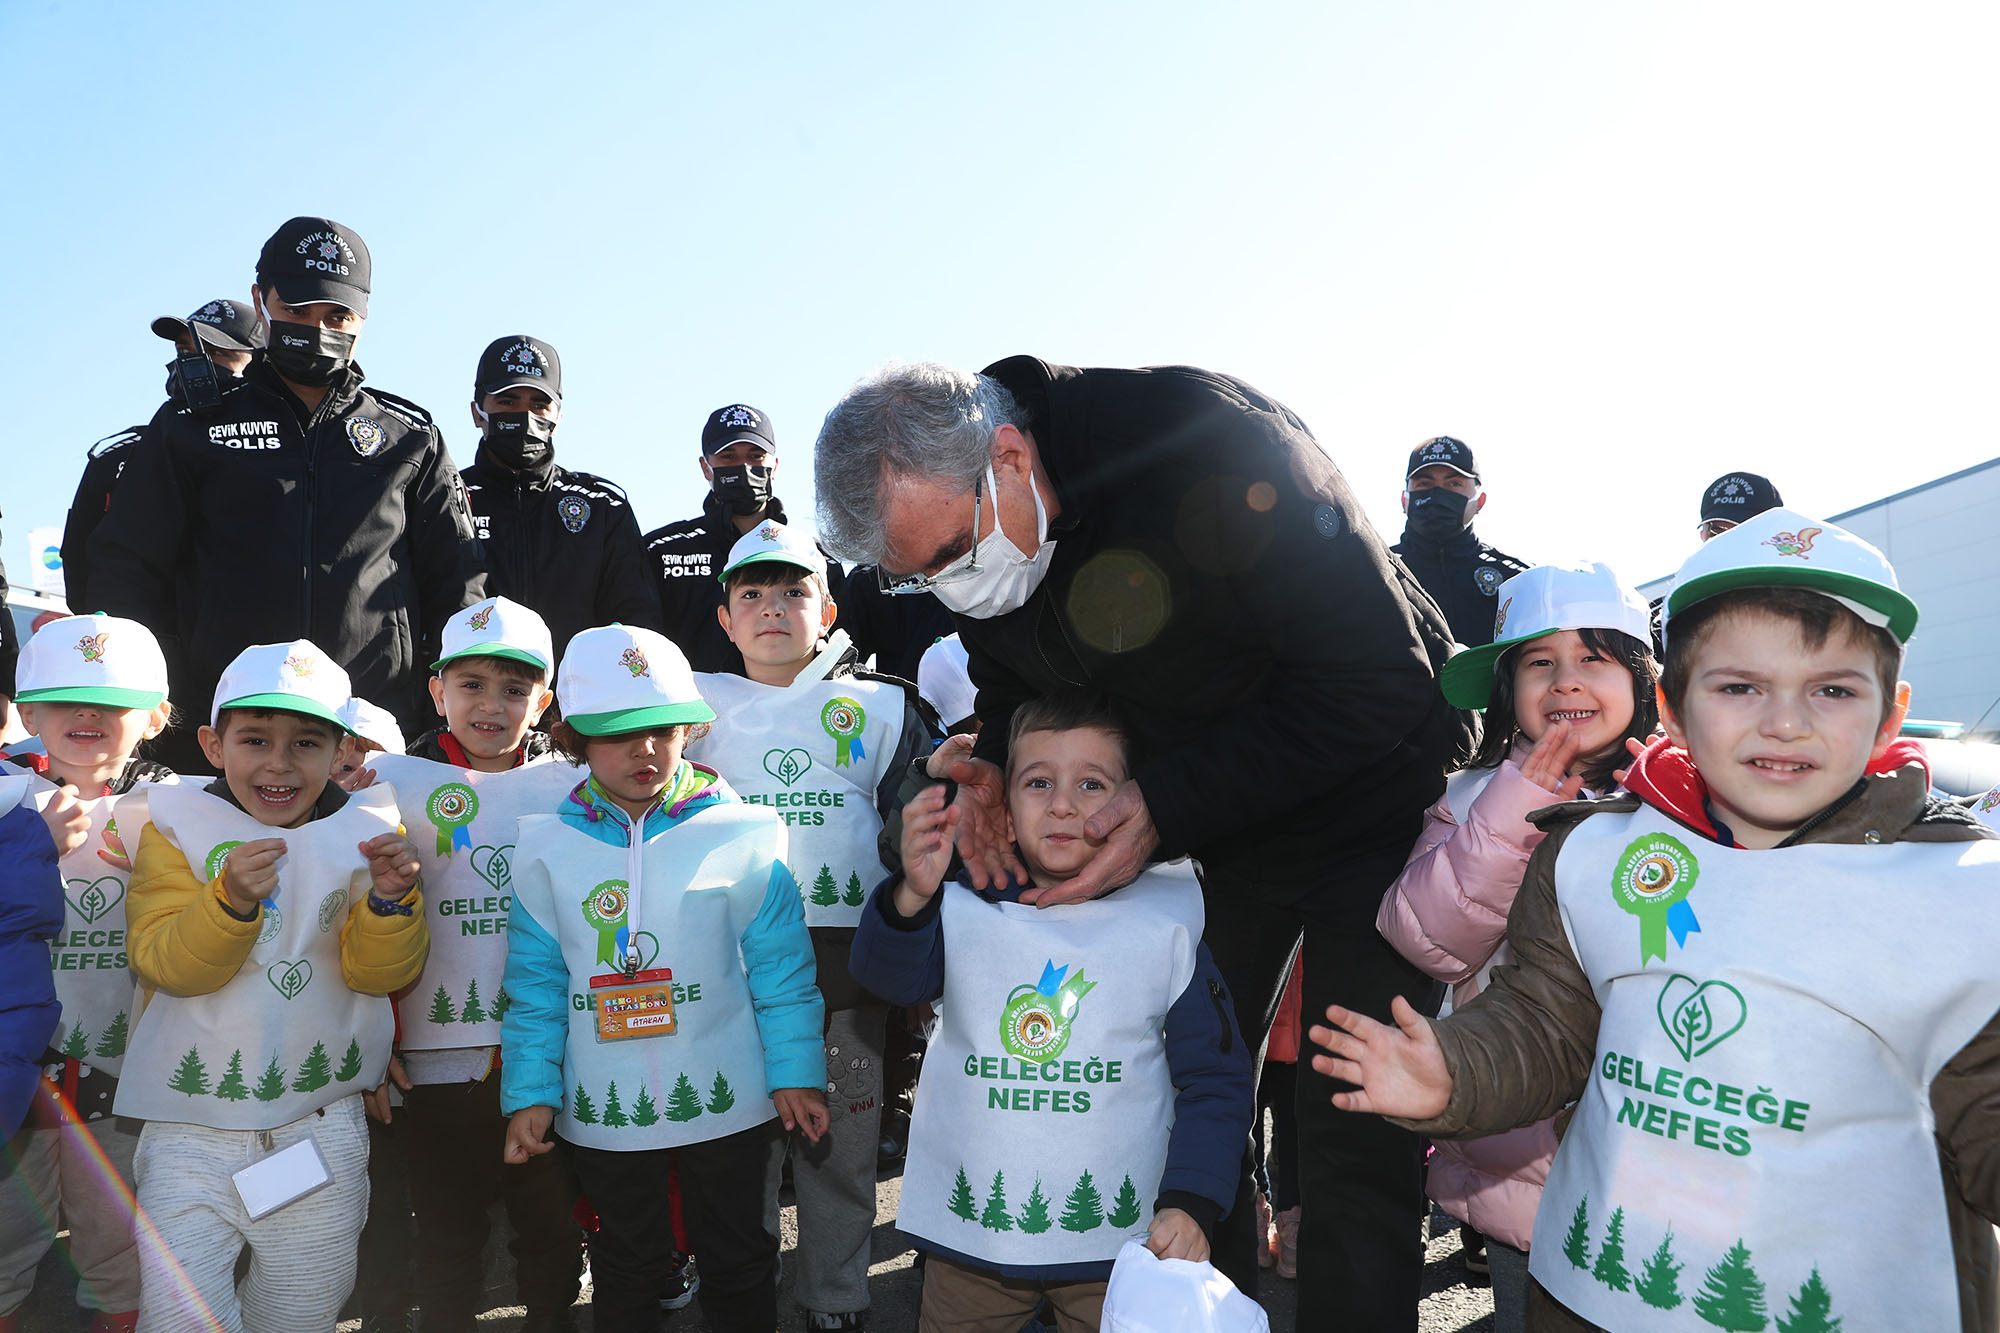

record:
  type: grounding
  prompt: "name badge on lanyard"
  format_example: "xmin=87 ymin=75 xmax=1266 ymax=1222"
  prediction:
xmin=590 ymin=967 xmax=677 ymax=1042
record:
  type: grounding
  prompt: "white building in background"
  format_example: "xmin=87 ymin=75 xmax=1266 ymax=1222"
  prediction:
xmin=1640 ymin=457 xmax=2000 ymax=737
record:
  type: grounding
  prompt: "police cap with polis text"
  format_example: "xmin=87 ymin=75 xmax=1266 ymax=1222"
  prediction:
xmin=1406 ymin=436 xmax=1478 ymax=483
xmin=474 ymin=335 xmax=563 ymax=403
xmin=701 ymin=403 xmax=776 ymax=456
xmin=1699 ymin=472 xmax=1783 ymax=524
xmin=255 ymin=216 xmax=371 ymax=316
xmin=150 ymin=298 xmax=266 ymax=352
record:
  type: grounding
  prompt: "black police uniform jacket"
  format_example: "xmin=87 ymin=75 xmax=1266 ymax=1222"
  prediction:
xmin=962 ymin=356 xmax=1469 ymax=915
xmin=460 ymin=445 xmax=663 ymax=663
xmin=89 ymin=358 xmax=487 ymax=740
xmin=1390 ymin=527 xmax=1530 ymax=648
xmin=644 ymin=493 xmax=838 ymax=675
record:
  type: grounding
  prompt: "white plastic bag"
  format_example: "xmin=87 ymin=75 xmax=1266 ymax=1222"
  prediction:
xmin=1100 ymin=1240 xmax=1270 ymax=1333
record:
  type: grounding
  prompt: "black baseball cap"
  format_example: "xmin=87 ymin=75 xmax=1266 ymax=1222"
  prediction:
xmin=474 ymin=335 xmax=562 ymax=402
xmin=1406 ymin=435 xmax=1478 ymax=483
xmin=702 ymin=403 xmax=776 ymax=456
xmin=150 ymin=298 xmax=265 ymax=352
xmin=255 ymin=216 xmax=371 ymax=316
xmin=1700 ymin=472 xmax=1783 ymax=524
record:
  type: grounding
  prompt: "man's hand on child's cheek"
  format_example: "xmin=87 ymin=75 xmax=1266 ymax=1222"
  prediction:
xmin=1145 ymin=1207 xmax=1208 ymax=1262
xmin=773 ymin=1087 xmax=830 ymax=1143
xmin=362 ymin=832 xmax=422 ymax=898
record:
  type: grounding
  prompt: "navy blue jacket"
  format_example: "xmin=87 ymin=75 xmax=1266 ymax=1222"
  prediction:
xmin=0 ymin=795 xmax=63 ymax=1139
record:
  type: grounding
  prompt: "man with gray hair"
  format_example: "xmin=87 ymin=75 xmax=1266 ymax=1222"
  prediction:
xmin=816 ymin=355 xmax=1468 ymax=1329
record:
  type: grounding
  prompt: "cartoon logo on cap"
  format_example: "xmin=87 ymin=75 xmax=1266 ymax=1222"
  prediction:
xmin=1762 ymin=527 xmax=1822 ymax=559
xmin=758 ymin=524 xmax=781 ymax=543
xmin=75 ymin=633 xmax=109 ymax=664
xmin=347 ymin=417 xmax=386 ymax=458
xmin=719 ymin=405 xmax=760 ymax=428
xmin=467 ymin=606 xmax=494 ymax=632
xmin=283 ymin=653 xmax=315 ymax=677
xmin=558 ymin=496 xmax=590 ymax=534
xmin=619 ymin=647 xmax=650 ymax=678
xmin=1493 ymin=597 xmax=1513 ymax=638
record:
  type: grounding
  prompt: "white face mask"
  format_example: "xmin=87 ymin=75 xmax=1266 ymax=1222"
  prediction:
xmin=931 ymin=463 xmax=1057 ymax=619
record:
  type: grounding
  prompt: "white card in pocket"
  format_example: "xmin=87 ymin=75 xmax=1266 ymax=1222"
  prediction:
xmin=232 ymin=1134 xmax=333 ymax=1220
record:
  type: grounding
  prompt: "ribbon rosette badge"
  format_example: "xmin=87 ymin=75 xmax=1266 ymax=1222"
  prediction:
xmin=582 ymin=880 xmax=631 ymax=968
xmin=821 ymin=697 xmax=867 ymax=768
xmin=426 ymin=782 xmax=480 ymax=856
xmin=998 ymin=960 xmax=1096 ymax=1065
xmin=1611 ymin=833 xmax=1702 ymax=965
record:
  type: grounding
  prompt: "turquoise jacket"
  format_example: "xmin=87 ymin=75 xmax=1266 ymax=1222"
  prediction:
xmin=500 ymin=764 xmax=824 ymax=1115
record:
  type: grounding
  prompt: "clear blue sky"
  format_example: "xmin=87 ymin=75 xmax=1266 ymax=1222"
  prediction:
xmin=4 ymin=3 xmax=1995 ymax=593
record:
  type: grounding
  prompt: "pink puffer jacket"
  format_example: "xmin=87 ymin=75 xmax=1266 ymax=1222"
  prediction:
xmin=1376 ymin=749 xmax=1568 ymax=1251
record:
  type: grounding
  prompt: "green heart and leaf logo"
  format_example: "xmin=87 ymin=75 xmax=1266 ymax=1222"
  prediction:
xmin=1657 ymin=973 xmax=1747 ymax=1061
xmin=66 ymin=876 xmax=125 ymax=925
xmin=471 ymin=844 xmax=514 ymax=893
xmin=267 ymin=959 xmax=313 ymax=1001
xmin=764 ymin=748 xmax=812 ymax=787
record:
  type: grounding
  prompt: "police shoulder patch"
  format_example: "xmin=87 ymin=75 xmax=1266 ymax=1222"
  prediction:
xmin=1473 ymin=564 xmax=1505 ymax=594
xmin=557 ymin=495 xmax=591 ymax=533
xmin=346 ymin=416 xmax=387 ymax=458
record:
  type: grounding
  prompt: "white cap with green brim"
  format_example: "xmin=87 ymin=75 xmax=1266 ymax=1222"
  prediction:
xmin=1663 ymin=507 xmax=1918 ymax=645
xmin=557 ymin=624 xmax=717 ymax=736
xmin=336 ymin=697 xmax=407 ymax=755
xmin=431 ymin=595 xmax=555 ymax=674
xmin=1441 ymin=562 xmax=1652 ymax=711
xmin=14 ymin=613 xmax=170 ymax=710
xmin=718 ymin=520 xmax=826 ymax=583
xmin=211 ymin=640 xmax=353 ymax=730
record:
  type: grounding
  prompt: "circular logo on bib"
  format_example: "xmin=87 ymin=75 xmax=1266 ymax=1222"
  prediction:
xmin=205 ymin=841 xmax=245 ymax=881
xmin=318 ymin=888 xmax=349 ymax=932
xmin=1612 ymin=833 xmax=1702 ymax=965
xmin=997 ymin=960 xmax=1097 ymax=1065
xmin=821 ymin=697 xmax=867 ymax=768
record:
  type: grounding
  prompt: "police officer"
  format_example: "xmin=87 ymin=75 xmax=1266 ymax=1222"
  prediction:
xmin=91 ymin=216 xmax=487 ymax=773
xmin=645 ymin=403 xmax=839 ymax=673
xmin=1390 ymin=435 xmax=1529 ymax=646
xmin=459 ymin=334 xmax=660 ymax=667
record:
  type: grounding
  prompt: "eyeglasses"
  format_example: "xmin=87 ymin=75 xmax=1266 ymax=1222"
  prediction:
xmin=1696 ymin=519 xmax=1738 ymax=541
xmin=878 ymin=475 xmax=983 ymax=596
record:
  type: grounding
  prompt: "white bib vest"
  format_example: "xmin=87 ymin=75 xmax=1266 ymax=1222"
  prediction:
xmin=509 ymin=799 xmax=784 ymax=1150
xmin=366 ymin=754 xmax=582 ymax=1051
xmin=689 ymin=672 xmax=900 ymax=927
xmin=900 ymin=863 xmax=1204 ymax=1269
xmin=115 ymin=785 xmax=401 ymax=1129
xmin=31 ymin=777 xmax=174 ymax=1077
xmin=1529 ymin=803 xmax=2000 ymax=1330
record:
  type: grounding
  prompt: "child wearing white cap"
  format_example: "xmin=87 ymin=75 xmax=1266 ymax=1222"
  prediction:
xmin=354 ymin=597 xmax=583 ymax=1329
xmin=1319 ymin=511 xmax=2000 ymax=1332
xmin=686 ymin=521 xmax=941 ymax=1330
xmin=499 ymin=624 xmax=826 ymax=1333
xmin=1376 ymin=563 xmax=1658 ymax=1328
xmin=115 ymin=639 xmax=430 ymax=1333
xmin=0 ymin=615 xmax=177 ymax=1332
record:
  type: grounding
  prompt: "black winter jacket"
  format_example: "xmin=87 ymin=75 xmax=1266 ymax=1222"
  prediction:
xmin=1390 ymin=526 xmax=1530 ymax=647
xmin=89 ymin=359 xmax=487 ymax=742
xmin=461 ymin=445 xmax=662 ymax=663
xmin=59 ymin=426 xmax=149 ymax=620
xmin=962 ymin=357 xmax=1467 ymax=913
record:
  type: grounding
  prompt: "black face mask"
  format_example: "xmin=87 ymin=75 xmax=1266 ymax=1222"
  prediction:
xmin=265 ymin=318 xmax=356 ymax=388
xmin=710 ymin=463 xmax=774 ymax=516
xmin=1404 ymin=486 xmax=1473 ymax=540
xmin=481 ymin=410 xmax=558 ymax=470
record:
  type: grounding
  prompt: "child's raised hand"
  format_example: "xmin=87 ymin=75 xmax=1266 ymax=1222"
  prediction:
xmin=1610 ymin=732 xmax=1653 ymax=789
xmin=1308 ymin=995 xmax=1452 ymax=1121
xmin=504 ymin=1106 xmax=555 ymax=1164
xmin=773 ymin=1086 xmax=830 ymax=1143
xmin=361 ymin=831 xmax=421 ymax=900
xmin=335 ymin=764 xmax=379 ymax=793
xmin=41 ymin=784 xmax=91 ymax=857
xmin=924 ymin=732 xmax=976 ymax=780
xmin=1519 ymin=718 xmax=1585 ymax=800
xmin=220 ymin=838 xmax=288 ymax=913
xmin=897 ymin=784 xmax=958 ymax=912
xmin=944 ymin=756 xmax=1027 ymax=890
xmin=1145 ymin=1207 xmax=1209 ymax=1262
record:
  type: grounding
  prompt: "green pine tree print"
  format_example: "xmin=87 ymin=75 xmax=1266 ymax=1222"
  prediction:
xmin=461 ymin=979 xmax=488 ymax=1025
xmin=427 ymin=984 xmax=458 ymax=1025
xmin=62 ymin=1024 xmax=89 ymax=1060
xmin=491 ymin=988 xmax=511 ymax=1020
xmin=1692 ymin=1239 xmax=1769 ymax=1331
xmin=335 ymin=1038 xmax=363 ymax=1082
xmin=214 ymin=1050 xmax=250 ymax=1101
xmin=292 ymin=1040 xmax=333 ymax=1093
xmin=571 ymin=1082 xmax=598 ymax=1124
xmin=1775 ymin=1268 xmax=1840 ymax=1333
xmin=94 ymin=1011 xmax=128 ymax=1060
xmin=705 ymin=1070 xmax=736 ymax=1115
xmin=1636 ymin=1229 xmax=1686 ymax=1310
xmin=601 ymin=1080 xmax=629 ymax=1127
xmin=1562 ymin=1195 xmax=1593 ymax=1270
xmin=842 ymin=871 xmax=865 ymax=907
xmin=979 ymin=1171 xmax=1015 ymax=1232
xmin=631 ymin=1084 xmax=660 ymax=1126
xmin=1016 ymin=1179 xmax=1053 ymax=1233
xmin=1059 ymin=1170 xmax=1104 ymax=1232
xmin=168 ymin=1046 xmax=209 ymax=1096
xmin=253 ymin=1055 xmax=287 ymax=1102
xmin=1593 ymin=1206 xmax=1632 ymax=1291
xmin=1106 ymin=1173 xmax=1143 ymax=1228
xmin=809 ymin=864 xmax=841 ymax=907
xmin=947 ymin=1166 xmax=978 ymax=1221
xmin=665 ymin=1072 xmax=704 ymax=1122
